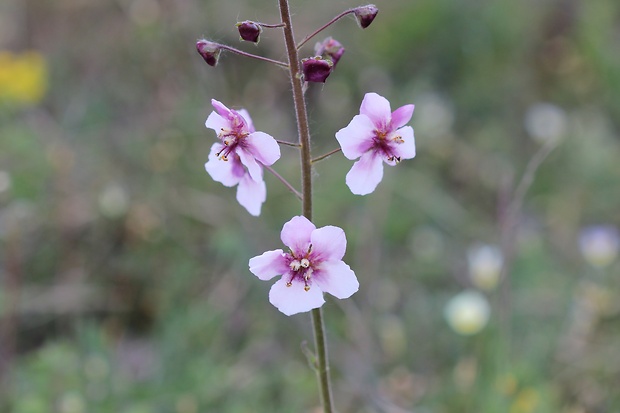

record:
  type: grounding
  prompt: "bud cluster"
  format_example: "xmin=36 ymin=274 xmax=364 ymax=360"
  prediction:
xmin=196 ymin=4 xmax=379 ymax=85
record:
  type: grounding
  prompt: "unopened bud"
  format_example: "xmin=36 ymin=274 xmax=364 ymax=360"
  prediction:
xmin=236 ymin=20 xmax=262 ymax=43
xmin=314 ymin=37 xmax=345 ymax=67
xmin=196 ymin=39 xmax=221 ymax=67
xmin=354 ymin=4 xmax=379 ymax=29
xmin=301 ymin=56 xmax=333 ymax=83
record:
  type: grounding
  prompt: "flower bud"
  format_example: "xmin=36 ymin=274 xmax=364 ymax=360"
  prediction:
xmin=236 ymin=20 xmax=262 ymax=43
xmin=196 ymin=40 xmax=221 ymax=67
xmin=301 ymin=56 xmax=333 ymax=83
xmin=354 ymin=4 xmax=379 ymax=29
xmin=314 ymin=37 xmax=345 ymax=67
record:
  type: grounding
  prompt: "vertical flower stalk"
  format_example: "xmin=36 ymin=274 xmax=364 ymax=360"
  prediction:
xmin=277 ymin=0 xmax=333 ymax=411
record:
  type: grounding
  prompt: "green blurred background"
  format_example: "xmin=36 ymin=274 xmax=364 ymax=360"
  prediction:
xmin=1 ymin=0 xmax=619 ymax=412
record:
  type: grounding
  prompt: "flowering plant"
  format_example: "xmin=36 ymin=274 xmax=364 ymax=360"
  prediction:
xmin=196 ymin=2 xmax=415 ymax=411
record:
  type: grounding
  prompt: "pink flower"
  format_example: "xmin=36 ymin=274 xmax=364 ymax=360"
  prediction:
xmin=204 ymin=99 xmax=281 ymax=216
xmin=335 ymin=92 xmax=416 ymax=195
xmin=249 ymin=216 xmax=359 ymax=316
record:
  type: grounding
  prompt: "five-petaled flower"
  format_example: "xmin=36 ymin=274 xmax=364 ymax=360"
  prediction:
xmin=204 ymin=99 xmax=281 ymax=216
xmin=335 ymin=92 xmax=415 ymax=195
xmin=249 ymin=216 xmax=359 ymax=316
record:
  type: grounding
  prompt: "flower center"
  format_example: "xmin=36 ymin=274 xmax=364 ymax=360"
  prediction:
xmin=216 ymin=128 xmax=249 ymax=161
xmin=286 ymin=244 xmax=315 ymax=291
xmin=373 ymin=129 xmax=404 ymax=163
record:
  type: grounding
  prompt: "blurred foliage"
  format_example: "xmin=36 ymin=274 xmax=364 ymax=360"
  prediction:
xmin=1 ymin=0 xmax=620 ymax=412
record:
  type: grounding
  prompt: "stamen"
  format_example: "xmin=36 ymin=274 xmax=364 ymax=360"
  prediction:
xmin=300 ymin=258 xmax=310 ymax=268
xmin=290 ymin=260 xmax=301 ymax=271
xmin=286 ymin=282 xmax=292 ymax=287
xmin=304 ymin=285 xmax=310 ymax=291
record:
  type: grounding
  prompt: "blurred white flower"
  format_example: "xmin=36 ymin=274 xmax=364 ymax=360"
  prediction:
xmin=524 ymin=103 xmax=567 ymax=144
xmin=444 ymin=290 xmax=490 ymax=336
xmin=0 ymin=170 xmax=11 ymax=193
xmin=98 ymin=184 xmax=129 ymax=219
xmin=467 ymin=244 xmax=503 ymax=291
xmin=579 ymin=225 xmax=619 ymax=268
xmin=414 ymin=92 xmax=454 ymax=138
xmin=58 ymin=391 xmax=85 ymax=413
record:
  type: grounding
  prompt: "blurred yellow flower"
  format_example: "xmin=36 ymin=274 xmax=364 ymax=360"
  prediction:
xmin=510 ymin=387 xmax=540 ymax=413
xmin=0 ymin=50 xmax=48 ymax=105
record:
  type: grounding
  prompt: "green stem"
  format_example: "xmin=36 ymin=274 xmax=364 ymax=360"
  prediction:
xmin=311 ymin=307 xmax=332 ymax=412
xmin=278 ymin=1 xmax=334 ymax=412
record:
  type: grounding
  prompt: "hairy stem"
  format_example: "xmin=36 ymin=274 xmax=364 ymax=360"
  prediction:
xmin=296 ymin=9 xmax=355 ymax=50
xmin=218 ymin=44 xmax=289 ymax=67
xmin=257 ymin=22 xmax=286 ymax=28
xmin=278 ymin=0 xmax=313 ymax=220
xmin=264 ymin=164 xmax=302 ymax=200
xmin=278 ymin=1 xmax=334 ymax=412
xmin=276 ymin=139 xmax=301 ymax=148
xmin=312 ymin=147 xmax=342 ymax=164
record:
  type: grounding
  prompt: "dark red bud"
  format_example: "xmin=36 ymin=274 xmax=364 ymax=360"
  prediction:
xmin=301 ymin=56 xmax=333 ymax=83
xmin=314 ymin=37 xmax=346 ymax=67
xmin=236 ymin=21 xmax=262 ymax=43
xmin=196 ymin=40 xmax=221 ymax=67
xmin=354 ymin=4 xmax=379 ymax=29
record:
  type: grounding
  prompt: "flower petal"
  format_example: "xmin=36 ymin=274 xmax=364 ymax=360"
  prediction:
xmin=269 ymin=278 xmax=325 ymax=316
xmin=391 ymin=104 xmax=415 ymax=129
xmin=205 ymin=144 xmax=244 ymax=187
xmin=249 ymin=249 xmax=288 ymax=280
xmin=246 ymin=131 xmax=281 ymax=166
xmin=310 ymin=225 xmax=347 ymax=262
xmin=205 ymin=111 xmax=229 ymax=134
xmin=345 ymin=152 xmax=384 ymax=195
xmin=236 ymin=173 xmax=266 ymax=216
xmin=211 ymin=99 xmax=232 ymax=119
xmin=314 ymin=261 xmax=359 ymax=299
xmin=360 ymin=92 xmax=391 ymax=127
xmin=390 ymin=126 xmax=416 ymax=160
xmin=281 ymin=216 xmax=316 ymax=253
xmin=237 ymin=109 xmax=255 ymax=133
xmin=335 ymin=114 xmax=376 ymax=160
xmin=237 ymin=148 xmax=263 ymax=182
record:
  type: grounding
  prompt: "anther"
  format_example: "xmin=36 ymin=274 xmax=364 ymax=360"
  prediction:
xmin=304 ymin=285 xmax=310 ymax=291
xmin=392 ymin=135 xmax=404 ymax=143
xmin=290 ymin=260 xmax=301 ymax=271
xmin=286 ymin=282 xmax=292 ymax=287
xmin=300 ymin=258 xmax=310 ymax=268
